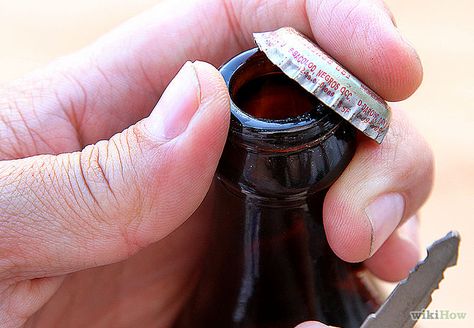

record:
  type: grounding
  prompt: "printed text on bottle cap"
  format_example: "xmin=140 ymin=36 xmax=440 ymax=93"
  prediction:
xmin=253 ymin=27 xmax=391 ymax=143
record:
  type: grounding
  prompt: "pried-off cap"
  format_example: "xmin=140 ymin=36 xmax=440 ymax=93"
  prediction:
xmin=253 ymin=27 xmax=391 ymax=144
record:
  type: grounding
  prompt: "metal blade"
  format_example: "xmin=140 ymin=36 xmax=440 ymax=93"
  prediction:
xmin=360 ymin=231 xmax=460 ymax=328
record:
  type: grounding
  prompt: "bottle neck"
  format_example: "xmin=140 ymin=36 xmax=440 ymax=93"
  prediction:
xmin=218 ymin=48 xmax=356 ymax=199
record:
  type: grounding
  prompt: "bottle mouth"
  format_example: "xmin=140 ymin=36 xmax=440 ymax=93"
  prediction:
xmin=220 ymin=48 xmax=343 ymax=150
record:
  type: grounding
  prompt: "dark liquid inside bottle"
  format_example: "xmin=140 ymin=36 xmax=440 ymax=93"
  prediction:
xmin=233 ymin=72 xmax=317 ymax=119
xmin=174 ymin=49 xmax=379 ymax=328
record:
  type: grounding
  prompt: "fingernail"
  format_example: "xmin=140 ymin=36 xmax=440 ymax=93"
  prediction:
xmin=381 ymin=2 xmax=397 ymax=27
xmin=147 ymin=61 xmax=200 ymax=139
xmin=395 ymin=27 xmax=421 ymax=59
xmin=365 ymin=193 xmax=405 ymax=257
xmin=395 ymin=26 xmax=412 ymax=45
xmin=397 ymin=215 xmax=421 ymax=258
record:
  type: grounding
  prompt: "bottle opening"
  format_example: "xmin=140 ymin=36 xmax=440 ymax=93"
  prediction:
xmin=232 ymin=72 xmax=318 ymax=120
xmin=220 ymin=48 xmax=345 ymax=147
xmin=229 ymin=50 xmax=318 ymax=120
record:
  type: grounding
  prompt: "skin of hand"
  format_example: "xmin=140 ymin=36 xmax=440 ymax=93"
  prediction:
xmin=0 ymin=0 xmax=432 ymax=327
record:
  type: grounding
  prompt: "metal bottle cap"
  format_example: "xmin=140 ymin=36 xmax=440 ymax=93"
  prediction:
xmin=253 ymin=27 xmax=391 ymax=143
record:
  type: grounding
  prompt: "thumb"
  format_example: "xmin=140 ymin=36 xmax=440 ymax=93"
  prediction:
xmin=0 ymin=61 xmax=229 ymax=280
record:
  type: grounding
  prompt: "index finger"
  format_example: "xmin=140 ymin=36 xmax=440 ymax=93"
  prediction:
xmin=96 ymin=0 xmax=420 ymax=101
xmin=3 ymin=0 xmax=422 ymax=147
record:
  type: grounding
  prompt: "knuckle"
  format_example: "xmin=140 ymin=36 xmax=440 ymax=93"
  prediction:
xmin=389 ymin=118 xmax=432 ymax=185
xmin=365 ymin=109 xmax=434 ymax=197
xmin=78 ymin=133 xmax=147 ymax=249
xmin=79 ymin=129 xmax=144 ymax=202
xmin=358 ymin=108 xmax=434 ymax=190
xmin=80 ymin=142 xmax=115 ymax=198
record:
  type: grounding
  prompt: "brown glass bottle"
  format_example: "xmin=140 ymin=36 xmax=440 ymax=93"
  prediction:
xmin=174 ymin=49 xmax=379 ymax=328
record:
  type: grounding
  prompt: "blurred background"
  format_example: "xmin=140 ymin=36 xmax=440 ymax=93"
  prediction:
xmin=0 ymin=0 xmax=472 ymax=327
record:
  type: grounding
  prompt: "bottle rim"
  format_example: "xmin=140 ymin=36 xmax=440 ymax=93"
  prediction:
xmin=220 ymin=48 xmax=344 ymax=150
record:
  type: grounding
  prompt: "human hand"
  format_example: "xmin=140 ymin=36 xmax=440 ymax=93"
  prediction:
xmin=0 ymin=0 xmax=431 ymax=327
